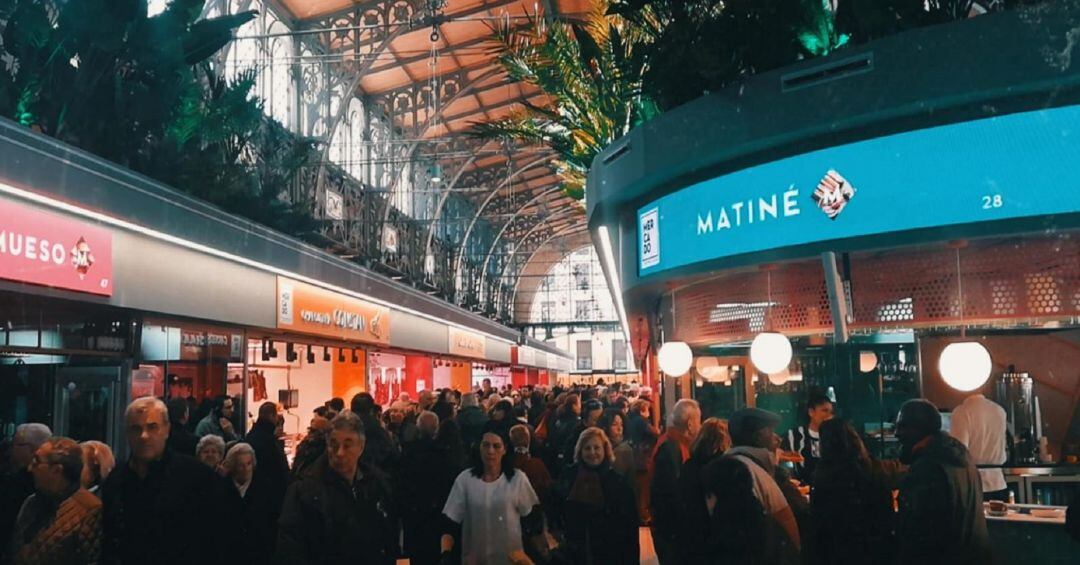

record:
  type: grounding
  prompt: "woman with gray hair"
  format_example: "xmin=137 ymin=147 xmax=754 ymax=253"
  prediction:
xmin=196 ymin=435 xmax=226 ymax=474
xmin=223 ymin=442 xmax=257 ymax=493
xmin=222 ymin=442 xmax=277 ymax=563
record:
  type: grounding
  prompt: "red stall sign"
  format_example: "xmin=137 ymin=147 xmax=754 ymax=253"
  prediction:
xmin=0 ymin=199 xmax=113 ymax=296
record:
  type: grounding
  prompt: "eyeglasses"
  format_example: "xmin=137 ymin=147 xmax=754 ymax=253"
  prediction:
xmin=29 ymin=455 xmax=58 ymax=468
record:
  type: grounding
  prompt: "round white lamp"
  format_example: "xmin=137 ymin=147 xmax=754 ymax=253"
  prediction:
xmin=768 ymin=368 xmax=791 ymax=386
xmin=695 ymin=356 xmax=718 ymax=373
xmin=658 ymin=341 xmax=693 ymax=376
xmin=695 ymin=356 xmax=724 ymax=381
xmin=938 ymin=341 xmax=992 ymax=391
xmin=859 ymin=351 xmax=879 ymax=373
xmin=750 ymin=331 xmax=793 ymax=375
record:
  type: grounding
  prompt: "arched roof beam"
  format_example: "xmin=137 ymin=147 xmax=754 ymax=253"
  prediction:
xmin=452 ymin=156 xmax=554 ymax=295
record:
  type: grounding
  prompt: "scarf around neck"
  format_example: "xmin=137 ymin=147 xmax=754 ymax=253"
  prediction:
xmin=567 ymin=465 xmax=606 ymax=511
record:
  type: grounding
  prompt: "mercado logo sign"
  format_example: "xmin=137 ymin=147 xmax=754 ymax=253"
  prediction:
xmin=638 ymin=104 xmax=1080 ymax=275
xmin=0 ymin=198 xmax=113 ymax=296
xmin=449 ymin=327 xmax=486 ymax=359
xmin=276 ymin=277 xmax=390 ymax=345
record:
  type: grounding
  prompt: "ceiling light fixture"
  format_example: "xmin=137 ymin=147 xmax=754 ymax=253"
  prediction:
xmin=658 ymin=341 xmax=693 ymax=377
xmin=939 ymin=242 xmax=992 ymax=392
xmin=750 ymin=267 xmax=793 ymax=378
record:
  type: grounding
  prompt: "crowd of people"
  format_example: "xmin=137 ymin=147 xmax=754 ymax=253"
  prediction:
xmin=0 ymin=376 xmax=1055 ymax=565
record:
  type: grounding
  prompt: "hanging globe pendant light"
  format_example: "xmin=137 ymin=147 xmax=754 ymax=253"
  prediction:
xmin=658 ymin=341 xmax=693 ymax=376
xmin=751 ymin=332 xmax=793 ymax=375
xmin=938 ymin=242 xmax=992 ymax=392
xmin=939 ymin=341 xmax=992 ymax=392
xmin=750 ymin=266 xmax=792 ymax=375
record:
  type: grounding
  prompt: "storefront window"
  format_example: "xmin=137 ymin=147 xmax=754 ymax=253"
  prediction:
xmin=139 ymin=320 xmax=245 ymax=439
xmin=0 ymin=292 xmax=134 ymax=445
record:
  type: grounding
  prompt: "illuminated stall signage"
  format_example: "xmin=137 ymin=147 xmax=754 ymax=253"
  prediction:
xmin=449 ymin=327 xmax=486 ymax=359
xmin=0 ymin=198 xmax=113 ymax=295
xmin=639 ymin=104 xmax=1080 ymax=275
xmin=276 ymin=277 xmax=390 ymax=345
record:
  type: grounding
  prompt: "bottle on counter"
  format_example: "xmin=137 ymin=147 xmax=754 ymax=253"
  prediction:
xmin=1038 ymin=437 xmax=1053 ymax=463
xmin=1008 ymin=490 xmax=1015 ymax=505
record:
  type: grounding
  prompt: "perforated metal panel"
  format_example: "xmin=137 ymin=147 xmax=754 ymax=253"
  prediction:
xmin=672 ymin=261 xmax=833 ymax=346
xmin=669 ymin=234 xmax=1079 ymax=346
xmin=849 ymin=236 xmax=1079 ymax=329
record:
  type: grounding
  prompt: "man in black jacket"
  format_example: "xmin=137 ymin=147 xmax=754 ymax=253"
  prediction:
xmin=276 ymin=411 xmax=397 ymax=565
xmin=165 ymin=398 xmax=198 ymax=456
xmin=895 ymin=399 xmax=991 ymax=565
xmin=101 ymin=397 xmax=227 ymax=565
xmin=246 ymin=401 xmax=290 ymax=511
xmin=351 ymin=392 xmax=399 ymax=472
xmin=398 ymin=411 xmax=460 ymax=565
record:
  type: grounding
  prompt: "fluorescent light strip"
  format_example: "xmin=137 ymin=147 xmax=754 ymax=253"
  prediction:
xmin=0 ymin=181 xmax=521 ymax=346
xmin=597 ymin=225 xmax=635 ymax=371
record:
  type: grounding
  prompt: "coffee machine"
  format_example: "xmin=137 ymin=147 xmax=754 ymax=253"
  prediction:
xmin=996 ymin=366 xmax=1037 ymax=464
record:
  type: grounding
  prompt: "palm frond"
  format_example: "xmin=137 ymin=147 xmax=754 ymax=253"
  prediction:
xmin=469 ymin=1 xmax=659 ymax=200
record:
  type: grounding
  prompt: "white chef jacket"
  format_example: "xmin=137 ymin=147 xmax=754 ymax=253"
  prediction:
xmin=950 ymin=394 xmax=1008 ymax=493
xmin=442 ymin=469 xmax=539 ymax=565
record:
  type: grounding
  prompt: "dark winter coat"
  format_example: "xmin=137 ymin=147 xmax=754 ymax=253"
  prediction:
xmin=0 ymin=468 xmax=33 ymax=558
xmin=358 ymin=414 xmax=399 ymax=473
xmin=649 ymin=429 xmax=692 ymax=540
xmin=554 ymin=463 xmax=640 ymax=565
xmin=222 ymin=474 xmax=278 ymax=565
xmin=397 ymin=437 xmax=461 ymax=565
xmin=165 ymin=426 xmax=198 ymax=457
xmin=896 ymin=432 xmax=991 ymax=565
xmin=275 ymin=456 xmax=397 ymax=565
xmin=455 ymin=406 xmax=488 ymax=452
xmin=245 ymin=419 xmax=290 ymax=511
xmin=100 ymin=449 xmax=227 ymax=565
xmin=291 ymin=431 xmax=327 ymax=480
xmin=811 ymin=458 xmax=900 ymax=565
xmin=678 ymin=452 xmax=721 ymax=562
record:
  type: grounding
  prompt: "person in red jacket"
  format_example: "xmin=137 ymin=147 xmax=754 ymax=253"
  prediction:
xmin=648 ymin=398 xmax=701 ymax=565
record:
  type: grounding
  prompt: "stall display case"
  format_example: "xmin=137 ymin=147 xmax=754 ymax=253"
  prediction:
xmin=1002 ymin=467 xmax=1080 ymax=504
xmin=1026 ymin=475 xmax=1079 ymax=507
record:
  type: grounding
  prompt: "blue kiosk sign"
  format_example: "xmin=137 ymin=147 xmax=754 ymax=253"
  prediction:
xmin=638 ymin=104 xmax=1080 ymax=276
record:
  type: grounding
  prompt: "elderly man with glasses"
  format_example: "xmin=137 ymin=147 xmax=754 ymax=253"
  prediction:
xmin=9 ymin=437 xmax=103 ymax=565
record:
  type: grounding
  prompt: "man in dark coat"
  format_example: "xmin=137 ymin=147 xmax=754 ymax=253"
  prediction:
xmin=0 ymin=423 xmax=51 ymax=556
xmin=246 ymin=401 xmax=290 ymax=510
xmin=350 ymin=393 xmax=399 ymax=473
xmin=397 ymin=411 xmax=460 ymax=565
xmin=559 ymin=399 xmax=604 ymax=468
xmin=455 ymin=392 xmax=488 ymax=452
xmin=895 ymin=399 xmax=991 ymax=565
xmin=276 ymin=411 xmax=397 ymax=565
xmin=649 ymin=399 xmax=701 ymax=565
xmin=101 ymin=397 xmax=227 ymax=565
xmin=165 ymin=398 xmax=198 ymax=456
